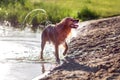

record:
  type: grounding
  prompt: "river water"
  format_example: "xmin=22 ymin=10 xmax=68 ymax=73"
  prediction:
xmin=0 ymin=25 xmax=62 ymax=80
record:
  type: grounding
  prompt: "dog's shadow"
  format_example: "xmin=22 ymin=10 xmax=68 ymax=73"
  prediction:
xmin=53 ymin=58 xmax=99 ymax=73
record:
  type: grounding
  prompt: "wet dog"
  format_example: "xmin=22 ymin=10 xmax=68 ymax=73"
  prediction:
xmin=40 ymin=17 xmax=79 ymax=63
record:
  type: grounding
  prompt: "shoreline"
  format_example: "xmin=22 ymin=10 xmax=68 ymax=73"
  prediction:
xmin=32 ymin=71 xmax=50 ymax=80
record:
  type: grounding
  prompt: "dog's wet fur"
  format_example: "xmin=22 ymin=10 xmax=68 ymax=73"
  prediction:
xmin=40 ymin=17 xmax=79 ymax=63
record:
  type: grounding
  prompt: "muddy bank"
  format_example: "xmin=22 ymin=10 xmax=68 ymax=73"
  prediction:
xmin=40 ymin=16 xmax=120 ymax=80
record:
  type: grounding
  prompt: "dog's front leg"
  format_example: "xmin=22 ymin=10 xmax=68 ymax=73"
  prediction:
xmin=55 ymin=44 xmax=60 ymax=64
xmin=63 ymin=42 xmax=68 ymax=56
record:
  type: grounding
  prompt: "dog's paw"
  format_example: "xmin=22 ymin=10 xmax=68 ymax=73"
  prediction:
xmin=56 ymin=59 xmax=60 ymax=64
xmin=63 ymin=52 xmax=66 ymax=56
xmin=40 ymin=58 xmax=44 ymax=61
xmin=39 ymin=56 xmax=44 ymax=61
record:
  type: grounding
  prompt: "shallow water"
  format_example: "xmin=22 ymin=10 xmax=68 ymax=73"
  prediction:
xmin=0 ymin=25 xmax=60 ymax=80
xmin=0 ymin=62 xmax=56 ymax=80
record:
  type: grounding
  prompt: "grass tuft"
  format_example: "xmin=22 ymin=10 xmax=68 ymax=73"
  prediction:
xmin=77 ymin=7 xmax=99 ymax=21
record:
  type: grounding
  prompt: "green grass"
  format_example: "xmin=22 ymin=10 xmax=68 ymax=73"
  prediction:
xmin=0 ymin=0 xmax=120 ymax=30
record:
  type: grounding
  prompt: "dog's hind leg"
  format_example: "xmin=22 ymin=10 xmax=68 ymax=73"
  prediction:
xmin=63 ymin=42 xmax=68 ymax=56
xmin=40 ymin=40 xmax=46 ymax=60
xmin=40 ymin=34 xmax=47 ymax=61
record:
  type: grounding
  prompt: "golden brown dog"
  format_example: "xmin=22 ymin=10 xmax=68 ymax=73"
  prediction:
xmin=40 ymin=17 xmax=79 ymax=63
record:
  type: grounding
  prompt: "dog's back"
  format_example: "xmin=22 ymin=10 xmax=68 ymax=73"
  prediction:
xmin=41 ymin=25 xmax=57 ymax=44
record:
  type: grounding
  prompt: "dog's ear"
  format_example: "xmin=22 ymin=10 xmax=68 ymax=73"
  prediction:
xmin=59 ymin=18 xmax=67 ymax=27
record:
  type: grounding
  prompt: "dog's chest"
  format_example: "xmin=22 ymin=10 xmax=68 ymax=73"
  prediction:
xmin=57 ymin=28 xmax=71 ymax=43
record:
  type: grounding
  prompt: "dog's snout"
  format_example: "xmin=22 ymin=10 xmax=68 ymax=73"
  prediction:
xmin=73 ymin=19 xmax=79 ymax=23
xmin=76 ymin=20 xmax=79 ymax=22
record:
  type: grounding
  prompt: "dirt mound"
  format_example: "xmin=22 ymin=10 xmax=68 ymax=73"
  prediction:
xmin=41 ymin=16 xmax=120 ymax=80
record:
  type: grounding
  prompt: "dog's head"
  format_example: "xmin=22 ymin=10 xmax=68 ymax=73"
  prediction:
xmin=60 ymin=17 xmax=79 ymax=28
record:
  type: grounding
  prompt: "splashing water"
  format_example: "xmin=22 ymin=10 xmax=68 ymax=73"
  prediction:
xmin=22 ymin=8 xmax=52 ymax=30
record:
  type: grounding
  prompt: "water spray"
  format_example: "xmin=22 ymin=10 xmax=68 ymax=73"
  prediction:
xmin=21 ymin=9 xmax=51 ymax=30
